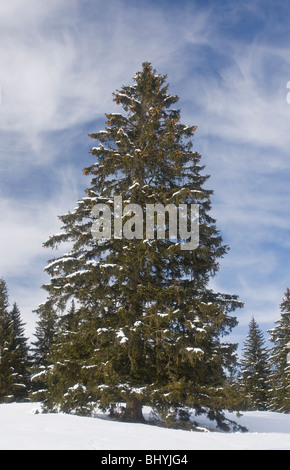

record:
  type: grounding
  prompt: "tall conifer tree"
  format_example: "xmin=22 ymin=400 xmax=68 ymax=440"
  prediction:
xmin=268 ymin=289 xmax=290 ymax=412
xmin=36 ymin=63 xmax=243 ymax=427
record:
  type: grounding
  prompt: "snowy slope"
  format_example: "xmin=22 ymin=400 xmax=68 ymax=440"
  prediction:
xmin=1 ymin=403 xmax=290 ymax=450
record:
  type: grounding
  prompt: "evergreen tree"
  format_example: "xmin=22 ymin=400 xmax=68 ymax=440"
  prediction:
xmin=44 ymin=302 xmax=94 ymax=415
xmin=30 ymin=299 xmax=58 ymax=401
xmin=268 ymin=289 xmax=290 ymax=412
xmin=0 ymin=278 xmax=12 ymax=402
xmin=239 ymin=317 xmax=270 ymax=410
xmin=0 ymin=280 xmax=30 ymax=402
xmin=9 ymin=302 xmax=31 ymax=401
xmin=36 ymin=63 xmax=243 ymax=429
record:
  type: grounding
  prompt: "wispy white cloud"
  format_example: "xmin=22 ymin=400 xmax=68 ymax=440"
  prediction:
xmin=0 ymin=179 xmax=76 ymax=276
xmin=172 ymin=12 xmax=290 ymax=339
xmin=0 ymin=0 xmax=211 ymax=159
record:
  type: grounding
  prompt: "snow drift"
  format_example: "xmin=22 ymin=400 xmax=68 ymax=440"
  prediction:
xmin=1 ymin=403 xmax=290 ymax=450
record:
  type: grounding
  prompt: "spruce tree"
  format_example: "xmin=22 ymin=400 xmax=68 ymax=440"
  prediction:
xmin=30 ymin=299 xmax=58 ymax=401
xmin=43 ymin=301 xmax=94 ymax=415
xmin=36 ymin=63 xmax=243 ymax=428
xmin=239 ymin=317 xmax=270 ymax=410
xmin=9 ymin=302 xmax=30 ymax=401
xmin=0 ymin=278 xmax=12 ymax=402
xmin=0 ymin=280 xmax=30 ymax=402
xmin=268 ymin=289 xmax=290 ymax=412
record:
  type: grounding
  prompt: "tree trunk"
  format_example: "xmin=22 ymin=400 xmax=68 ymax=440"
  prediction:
xmin=123 ymin=397 xmax=145 ymax=423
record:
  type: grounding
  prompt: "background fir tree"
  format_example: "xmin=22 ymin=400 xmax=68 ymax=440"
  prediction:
xmin=0 ymin=278 xmax=12 ymax=402
xmin=36 ymin=63 xmax=243 ymax=429
xmin=0 ymin=279 xmax=30 ymax=402
xmin=30 ymin=299 xmax=58 ymax=401
xmin=43 ymin=301 xmax=95 ymax=415
xmin=238 ymin=317 xmax=270 ymax=410
xmin=9 ymin=302 xmax=31 ymax=401
xmin=268 ymin=288 xmax=290 ymax=412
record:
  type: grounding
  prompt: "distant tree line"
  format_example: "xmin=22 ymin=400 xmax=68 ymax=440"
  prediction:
xmin=1 ymin=275 xmax=290 ymax=416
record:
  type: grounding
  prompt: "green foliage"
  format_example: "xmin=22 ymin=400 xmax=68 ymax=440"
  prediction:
xmin=30 ymin=299 xmax=58 ymax=401
xmin=0 ymin=279 xmax=30 ymax=402
xmin=238 ymin=317 xmax=270 ymax=410
xmin=268 ymin=289 xmax=290 ymax=412
xmin=34 ymin=63 xmax=243 ymax=428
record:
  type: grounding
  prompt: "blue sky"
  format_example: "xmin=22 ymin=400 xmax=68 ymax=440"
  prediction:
xmin=1 ymin=0 xmax=290 ymax=355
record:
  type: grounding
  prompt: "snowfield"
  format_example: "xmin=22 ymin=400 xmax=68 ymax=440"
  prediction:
xmin=1 ymin=402 xmax=290 ymax=450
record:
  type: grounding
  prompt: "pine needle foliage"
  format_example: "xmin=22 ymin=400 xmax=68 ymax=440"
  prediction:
xmin=0 ymin=279 xmax=30 ymax=402
xmin=268 ymin=288 xmax=290 ymax=412
xmin=239 ymin=317 xmax=270 ymax=410
xmin=35 ymin=63 xmax=243 ymax=428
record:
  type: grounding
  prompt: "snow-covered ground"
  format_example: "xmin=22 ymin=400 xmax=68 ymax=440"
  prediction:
xmin=1 ymin=402 xmax=290 ymax=450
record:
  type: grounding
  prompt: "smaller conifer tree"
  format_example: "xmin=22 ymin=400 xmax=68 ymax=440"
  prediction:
xmin=239 ymin=317 xmax=270 ymax=410
xmin=268 ymin=289 xmax=290 ymax=412
xmin=30 ymin=299 xmax=58 ymax=401
xmin=0 ymin=279 xmax=30 ymax=402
